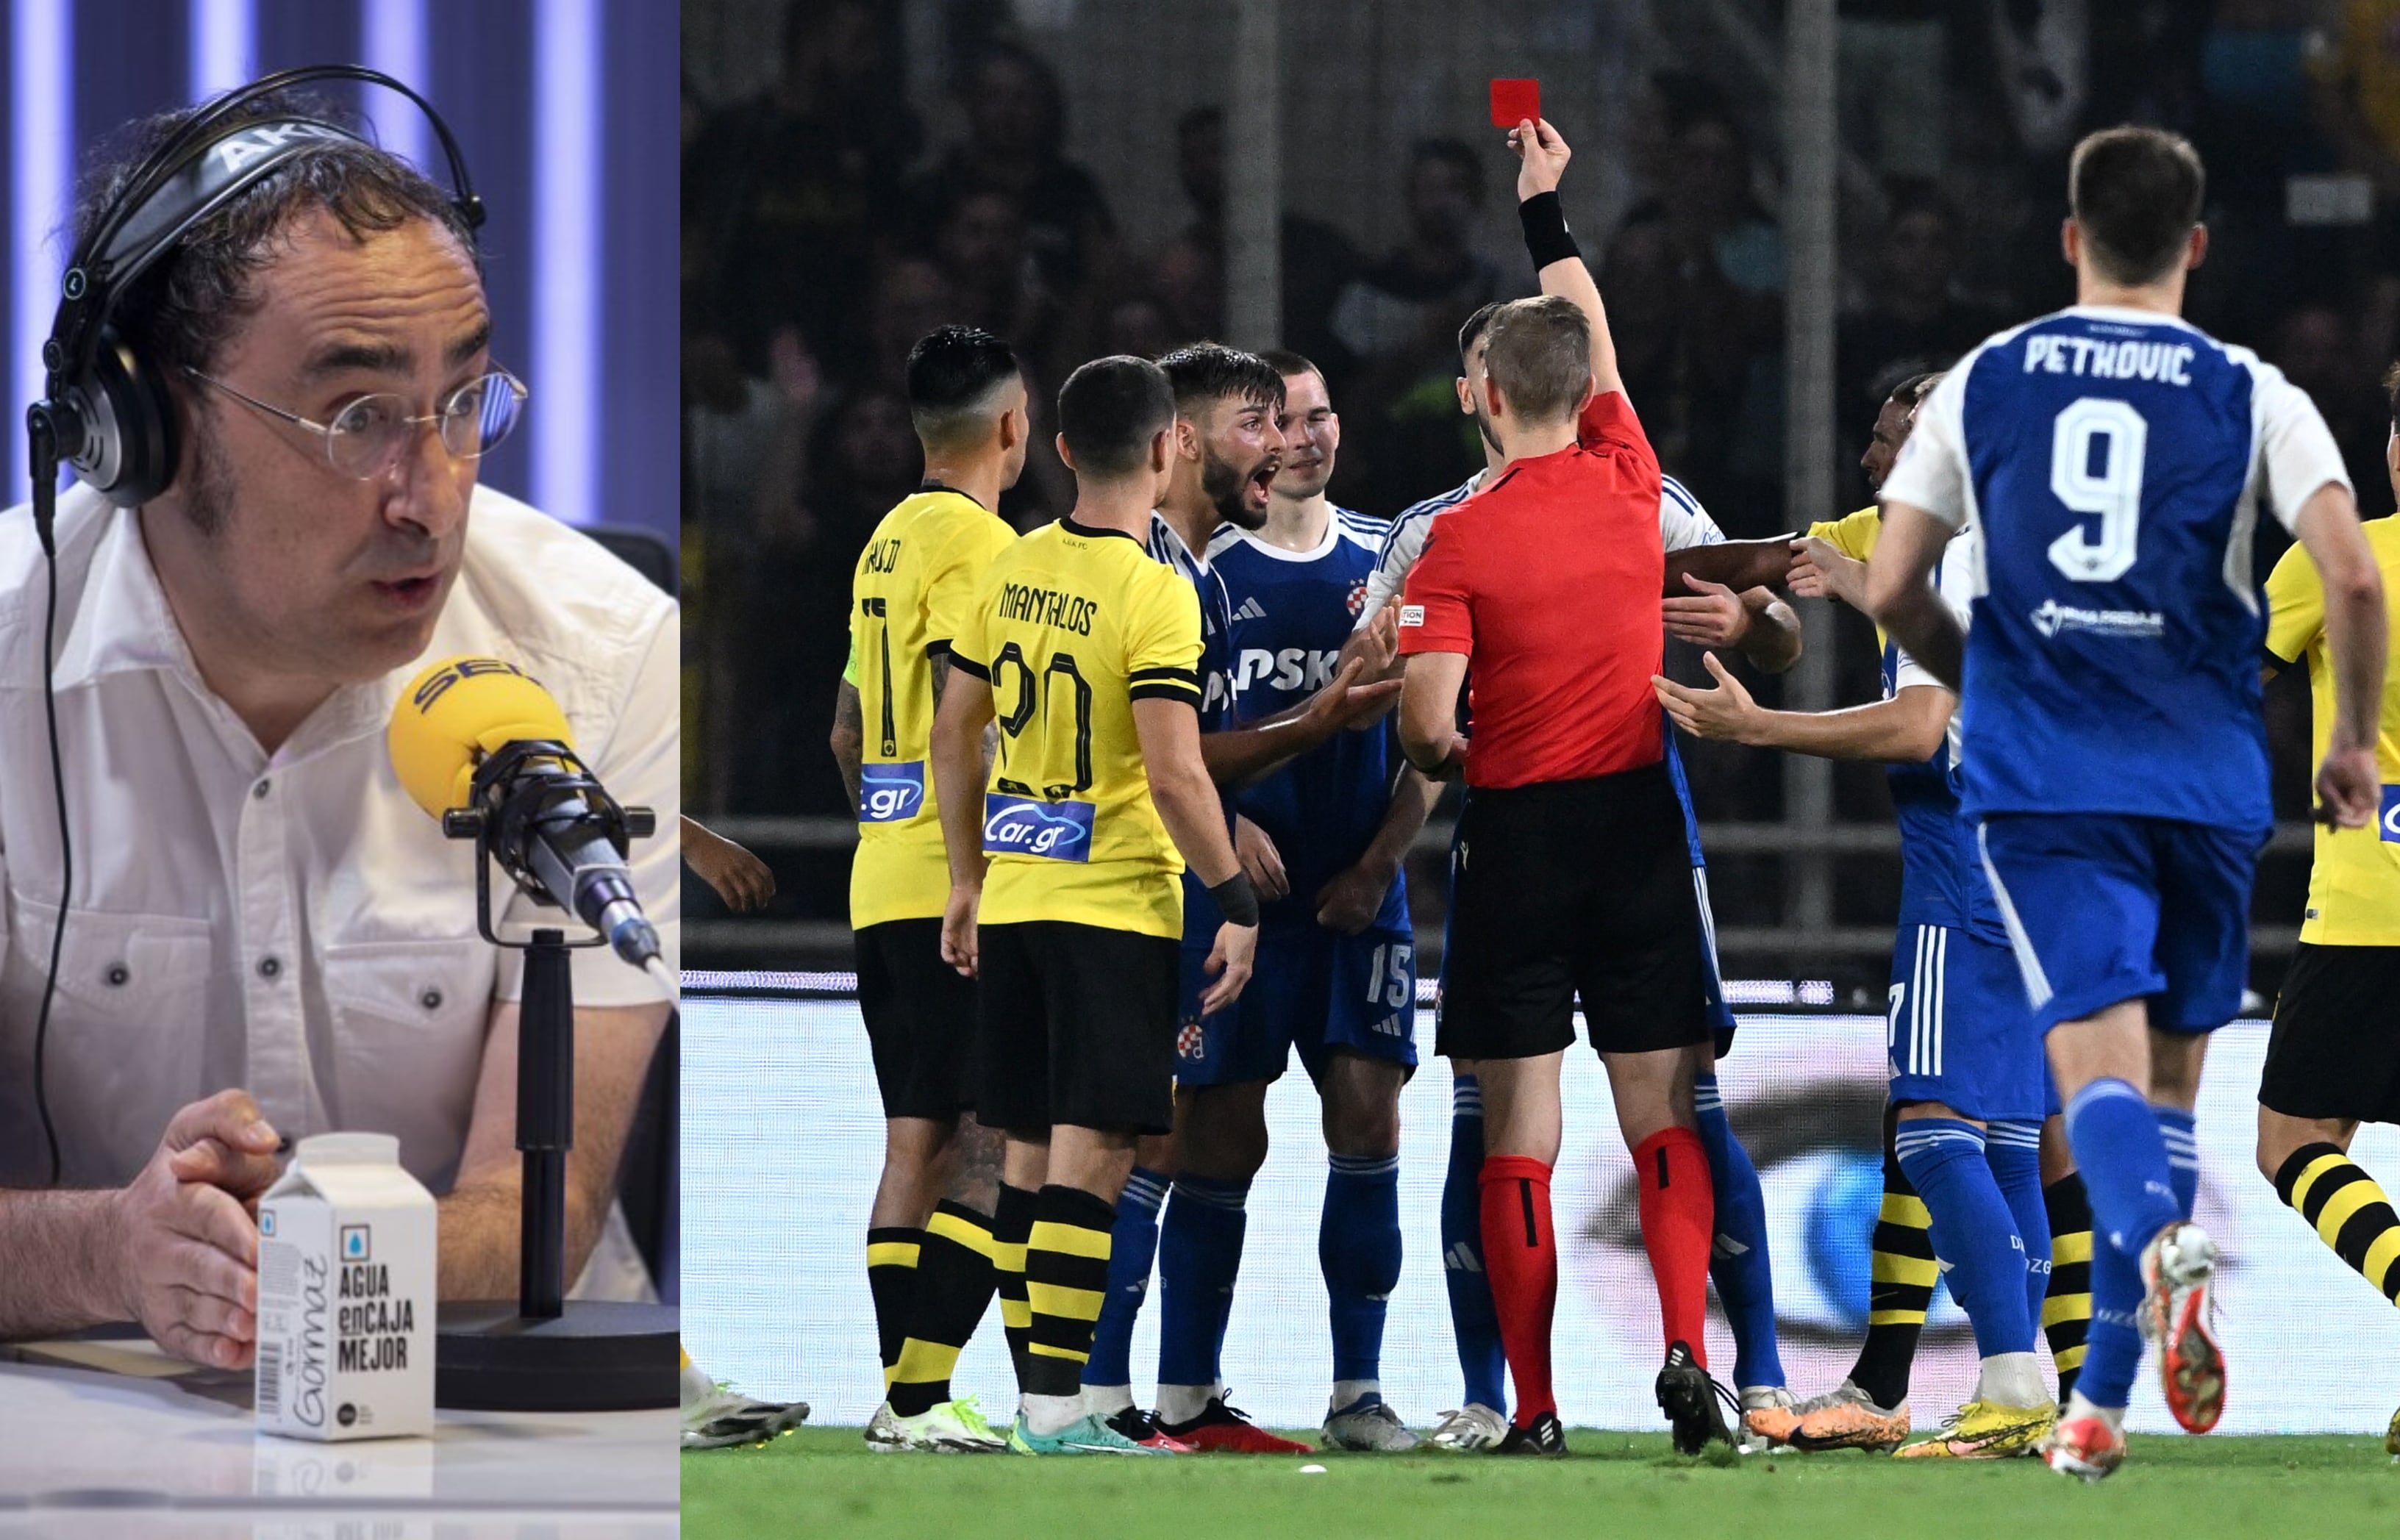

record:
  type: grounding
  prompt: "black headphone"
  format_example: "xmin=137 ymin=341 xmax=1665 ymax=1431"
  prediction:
xmin=28 ymin=64 xmax=485 ymax=536
xmin=21 ymin=66 xmax=483 ymax=1187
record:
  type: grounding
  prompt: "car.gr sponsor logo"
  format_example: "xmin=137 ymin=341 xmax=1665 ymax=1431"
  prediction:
xmin=982 ymin=793 xmax=1095 ymax=860
xmin=860 ymin=762 xmax=926 ymax=823
xmin=2029 ymin=599 xmax=2165 ymax=640
xmin=2381 ymin=786 xmax=2400 ymax=843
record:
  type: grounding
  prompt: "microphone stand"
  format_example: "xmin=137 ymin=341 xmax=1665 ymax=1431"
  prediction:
xmin=429 ymin=741 xmax=677 ymax=1411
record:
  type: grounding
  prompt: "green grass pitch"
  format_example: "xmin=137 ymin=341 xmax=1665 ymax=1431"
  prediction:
xmin=685 ymin=1424 xmax=2399 ymax=1539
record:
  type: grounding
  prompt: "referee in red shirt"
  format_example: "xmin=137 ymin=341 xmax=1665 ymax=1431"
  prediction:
xmin=1396 ymin=116 xmax=1726 ymax=1458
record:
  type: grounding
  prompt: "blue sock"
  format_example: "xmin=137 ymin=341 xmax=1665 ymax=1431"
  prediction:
xmin=1322 ymin=1153 xmax=1402 ymax=1395
xmin=1157 ymin=1174 xmax=1249 ymax=1390
xmin=1893 ymin=1117 xmax=2034 ymax=1358
xmin=2078 ymin=1217 xmax=2146 ymax=1409
xmin=1081 ymin=1167 xmax=1167 ymax=1391
xmin=1985 ymin=1119 xmax=2052 ymax=1351
xmin=1440 ymin=1075 xmax=1508 ymax=1414
xmin=2063 ymin=1079 xmax=2182 ymax=1261
xmin=1693 ymin=1072 xmax=1784 ymax=1389
xmin=2155 ymin=1106 xmax=2199 ymax=1219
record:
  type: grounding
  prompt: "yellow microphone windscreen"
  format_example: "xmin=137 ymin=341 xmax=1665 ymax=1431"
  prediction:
xmin=388 ymin=655 xmax=575 ymax=820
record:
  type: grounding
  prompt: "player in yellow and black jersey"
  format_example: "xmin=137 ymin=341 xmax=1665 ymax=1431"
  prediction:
xmin=2259 ymin=365 xmax=2400 ymax=1454
xmin=929 ymin=354 xmax=1259 ymax=1456
xmin=830 ymin=325 xmax=1029 ymax=1453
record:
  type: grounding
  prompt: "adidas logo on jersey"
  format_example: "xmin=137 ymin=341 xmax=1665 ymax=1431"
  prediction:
xmin=1232 ymin=595 xmax=1268 ymax=623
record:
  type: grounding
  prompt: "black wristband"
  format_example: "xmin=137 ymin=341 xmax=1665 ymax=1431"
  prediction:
xmin=1518 ymin=190 xmax=1580 ymax=270
xmin=1209 ymin=872 xmax=1260 ymax=928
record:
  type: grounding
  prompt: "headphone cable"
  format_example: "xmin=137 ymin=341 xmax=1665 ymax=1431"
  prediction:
xmin=28 ymin=420 xmax=68 ymax=1187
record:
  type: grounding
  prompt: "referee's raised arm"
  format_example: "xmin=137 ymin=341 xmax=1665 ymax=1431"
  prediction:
xmin=1505 ymin=116 xmax=1620 ymax=404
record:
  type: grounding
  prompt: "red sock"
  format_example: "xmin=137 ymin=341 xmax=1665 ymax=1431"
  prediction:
xmin=1632 ymin=1126 xmax=1714 ymax=1366
xmin=1479 ymin=1154 xmax=1557 ymax=1425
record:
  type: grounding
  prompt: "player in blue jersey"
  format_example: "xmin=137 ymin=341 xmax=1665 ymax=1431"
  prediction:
xmin=1866 ymin=126 xmax=2388 ymax=1480
xmin=1658 ymin=373 xmax=2062 ymax=1459
xmin=1153 ymin=350 xmax=1434 ymax=1450
xmin=1078 ymin=343 xmax=1403 ymax=1453
xmin=1358 ymin=300 xmax=1804 ymax=1452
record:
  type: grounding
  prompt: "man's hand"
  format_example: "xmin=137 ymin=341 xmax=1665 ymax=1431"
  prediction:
xmin=113 ymin=1090 xmax=282 ymax=1369
xmin=2317 ymin=745 xmax=2381 ymax=829
xmin=683 ymin=820 xmax=776 ymax=912
xmin=1198 ymin=921 xmax=1259 ymax=1014
xmin=1315 ymin=859 xmax=1396 ymax=936
xmin=1302 ymin=657 xmax=1405 ymax=734
xmin=1507 ymin=116 xmax=1571 ymax=200
xmin=940 ymin=884 xmax=982 ymax=977
xmin=1234 ymin=816 xmax=1289 ymax=901
xmin=1663 ymin=574 xmax=1752 ymax=649
xmin=1788 ymin=536 xmax=1868 ymax=609
xmin=1337 ymin=604 xmax=1401 ymax=683
xmin=1651 ymin=653 xmax=1765 ymax=743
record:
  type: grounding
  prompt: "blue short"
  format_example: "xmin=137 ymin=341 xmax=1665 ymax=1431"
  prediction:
xmin=1175 ymin=919 xmax=1420 ymax=1088
xmin=1975 ymin=812 xmax=2263 ymax=1035
xmin=1885 ymin=922 xmax=2048 ymax=1122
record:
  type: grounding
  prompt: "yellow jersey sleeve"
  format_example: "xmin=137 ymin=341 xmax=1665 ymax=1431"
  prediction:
xmin=2263 ymin=539 xmax=2325 ymax=669
xmin=924 ymin=512 xmax=1019 ymax=654
xmin=1125 ymin=572 xmax=1204 ymax=709
xmin=1807 ymin=506 xmax=1882 ymax=563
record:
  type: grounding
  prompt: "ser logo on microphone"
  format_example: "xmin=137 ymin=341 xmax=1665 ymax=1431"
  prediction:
xmin=982 ymin=793 xmax=1094 ymax=861
xmin=859 ymin=762 xmax=926 ymax=823
xmin=409 ymin=655 xmax=528 ymax=712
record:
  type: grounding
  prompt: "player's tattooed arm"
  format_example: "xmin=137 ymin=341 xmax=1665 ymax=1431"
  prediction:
xmin=929 ymin=651 xmax=998 ymax=776
xmin=830 ymin=678 xmax=865 ymax=816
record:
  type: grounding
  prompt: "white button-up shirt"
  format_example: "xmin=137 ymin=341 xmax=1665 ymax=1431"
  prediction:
xmin=0 ymin=483 xmax=680 ymax=1203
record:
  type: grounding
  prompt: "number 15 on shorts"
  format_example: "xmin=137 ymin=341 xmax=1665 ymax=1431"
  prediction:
xmin=1365 ymin=942 xmax=1413 ymax=1010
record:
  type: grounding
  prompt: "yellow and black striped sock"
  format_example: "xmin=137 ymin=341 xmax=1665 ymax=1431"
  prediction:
xmin=888 ymin=1200 xmax=1001 ymax=1417
xmin=1849 ymin=1110 xmax=1933 ymax=1410
xmin=865 ymin=1226 xmax=920 ymax=1392
xmin=2041 ymin=1172 xmax=2092 ymax=1402
xmin=2277 ymin=1143 xmax=2400 ymax=1306
xmin=992 ymin=1183 xmax=1038 ymax=1391
xmin=1022 ymin=1183 xmax=1115 ymax=1400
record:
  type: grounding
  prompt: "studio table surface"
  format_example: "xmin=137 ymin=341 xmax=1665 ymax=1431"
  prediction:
xmin=0 ymin=1339 xmax=675 ymax=1536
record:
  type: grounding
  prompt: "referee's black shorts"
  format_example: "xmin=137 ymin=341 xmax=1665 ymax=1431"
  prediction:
xmin=855 ymin=918 xmax=979 ymax=1120
xmin=2262 ymin=941 xmax=2400 ymax=1125
xmin=1436 ymin=762 xmax=1710 ymax=1062
xmin=976 ymin=920 xmax=1180 ymax=1135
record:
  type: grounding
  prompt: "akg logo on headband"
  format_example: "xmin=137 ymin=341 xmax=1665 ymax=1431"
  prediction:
xmin=210 ymin=121 xmax=347 ymax=175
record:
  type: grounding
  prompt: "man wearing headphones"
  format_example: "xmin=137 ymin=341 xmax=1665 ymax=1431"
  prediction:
xmin=0 ymin=82 xmax=677 ymax=1369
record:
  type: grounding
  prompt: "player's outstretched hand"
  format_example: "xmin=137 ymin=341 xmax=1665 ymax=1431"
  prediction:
xmin=1314 ymin=859 xmax=1395 ymax=935
xmin=1651 ymin=653 xmax=1761 ymax=742
xmin=1337 ymin=604 xmax=1401 ymax=682
xmin=684 ymin=818 xmax=777 ymax=912
xmin=1305 ymin=656 xmax=1404 ymax=735
xmin=1199 ymin=920 xmax=1259 ymax=1014
xmin=940 ymin=884 xmax=982 ymax=977
xmin=1233 ymin=815 xmax=1289 ymax=901
xmin=115 ymin=1090 xmax=282 ymax=1369
xmin=1507 ymin=116 xmax=1570 ymax=201
xmin=2316 ymin=744 xmax=2380 ymax=829
xmin=1663 ymin=573 xmax=1752 ymax=649
xmin=1788 ymin=537 xmax=1867 ymax=609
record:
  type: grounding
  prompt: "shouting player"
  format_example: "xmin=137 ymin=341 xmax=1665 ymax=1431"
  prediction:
xmin=1079 ymin=344 xmax=1400 ymax=1455
xmin=1165 ymin=350 xmax=1432 ymax=1450
xmin=2257 ymin=362 xmax=2400 ymax=1461
xmin=834 ymin=325 xmax=1029 ymax=1453
xmin=1397 ymin=113 xmax=1740 ymax=1457
xmin=1362 ymin=301 xmax=1802 ymax=1457
xmin=1866 ymin=126 xmax=2387 ymax=1480
xmin=1658 ymin=372 xmax=2063 ymax=1458
xmin=929 ymin=354 xmax=1261 ymax=1455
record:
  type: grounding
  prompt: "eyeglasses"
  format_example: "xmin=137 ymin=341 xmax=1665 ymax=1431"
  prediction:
xmin=182 ymin=365 xmax=529 ymax=481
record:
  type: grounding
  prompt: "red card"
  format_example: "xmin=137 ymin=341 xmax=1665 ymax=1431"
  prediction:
xmin=1490 ymin=79 xmax=1540 ymax=129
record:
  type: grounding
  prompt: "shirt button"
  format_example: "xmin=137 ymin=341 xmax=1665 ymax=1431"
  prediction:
xmin=253 ymin=778 xmax=271 ymax=800
xmin=257 ymin=956 xmax=282 ymax=980
xmin=420 ymin=988 xmax=443 ymax=1011
xmin=104 ymin=963 xmax=129 ymax=987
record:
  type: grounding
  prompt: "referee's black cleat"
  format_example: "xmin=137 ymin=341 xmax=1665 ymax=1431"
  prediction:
xmin=1493 ymin=1410 xmax=1568 ymax=1457
xmin=1656 ymin=1341 xmax=1735 ymax=1455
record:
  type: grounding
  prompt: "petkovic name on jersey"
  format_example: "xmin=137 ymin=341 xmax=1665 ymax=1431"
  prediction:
xmin=982 ymin=792 xmax=1096 ymax=861
xmin=859 ymin=762 xmax=926 ymax=823
xmin=2022 ymin=333 xmax=2196 ymax=385
xmin=2029 ymin=598 xmax=2166 ymax=640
